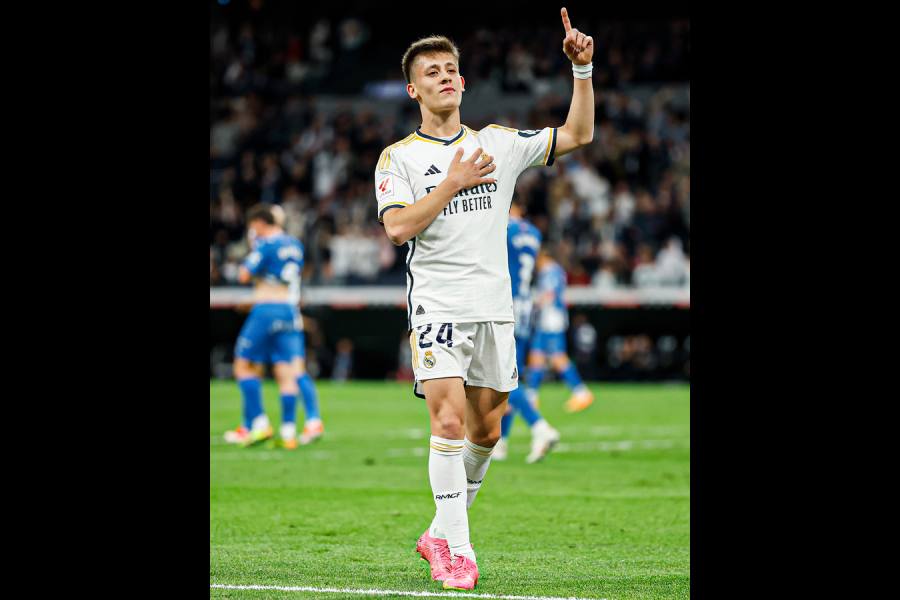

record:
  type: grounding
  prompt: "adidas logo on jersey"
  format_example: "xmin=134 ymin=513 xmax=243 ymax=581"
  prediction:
xmin=424 ymin=165 xmax=441 ymax=176
xmin=512 ymin=367 xmax=518 ymax=379
xmin=416 ymin=305 xmax=426 ymax=315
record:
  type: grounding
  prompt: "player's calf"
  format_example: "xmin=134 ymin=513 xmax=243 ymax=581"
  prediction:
xmin=274 ymin=362 xmax=301 ymax=447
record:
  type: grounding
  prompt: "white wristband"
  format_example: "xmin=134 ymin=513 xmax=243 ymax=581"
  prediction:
xmin=572 ymin=62 xmax=593 ymax=79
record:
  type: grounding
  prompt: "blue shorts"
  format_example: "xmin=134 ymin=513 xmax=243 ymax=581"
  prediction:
xmin=515 ymin=335 xmax=530 ymax=375
xmin=530 ymin=330 xmax=567 ymax=356
xmin=235 ymin=303 xmax=305 ymax=364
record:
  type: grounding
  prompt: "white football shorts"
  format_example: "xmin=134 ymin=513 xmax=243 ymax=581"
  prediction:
xmin=409 ymin=321 xmax=519 ymax=398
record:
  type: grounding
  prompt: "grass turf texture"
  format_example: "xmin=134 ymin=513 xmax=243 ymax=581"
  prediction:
xmin=210 ymin=380 xmax=689 ymax=599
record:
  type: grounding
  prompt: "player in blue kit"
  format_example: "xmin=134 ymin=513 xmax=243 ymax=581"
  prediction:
xmin=493 ymin=199 xmax=560 ymax=463
xmin=271 ymin=204 xmax=325 ymax=446
xmin=527 ymin=249 xmax=595 ymax=413
xmin=223 ymin=204 xmax=324 ymax=449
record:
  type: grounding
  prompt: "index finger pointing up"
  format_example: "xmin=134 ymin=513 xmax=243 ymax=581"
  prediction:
xmin=561 ymin=7 xmax=572 ymax=32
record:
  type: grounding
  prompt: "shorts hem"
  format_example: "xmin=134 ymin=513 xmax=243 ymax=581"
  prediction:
xmin=464 ymin=378 xmax=519 ymax=393
xmin=413 ymin=376 xmax=467 ymax=399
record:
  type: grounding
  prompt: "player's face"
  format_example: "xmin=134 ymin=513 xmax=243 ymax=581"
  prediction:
xmin=407 ymin=52 xmax=465 ymax=113
xmin=248 ymin=219 xmax=266 ymax=239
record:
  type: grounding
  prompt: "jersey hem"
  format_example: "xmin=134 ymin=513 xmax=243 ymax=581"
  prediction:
xmin=408 ymin=315 xmax=514 ymax=330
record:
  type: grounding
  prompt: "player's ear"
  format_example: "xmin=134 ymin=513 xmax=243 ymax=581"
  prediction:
xmin=460 ymin=75 xmax=466 ymax=92
xmin=407 ymin=82 xmax=418 ymax=100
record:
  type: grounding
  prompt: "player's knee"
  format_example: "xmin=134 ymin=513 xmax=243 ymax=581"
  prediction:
xmin=234 ymin=359 xmax=255 ymax=379
xmin=552 ymin=354 xmax=570 ymax=371
xmin=273 ymin=365 xmax=299 ymax=389
xmin=278 ymin=380 xmax=299 ymax=395
xmin=528 ymin=353 xmax=545 ymax=369
xmin=433 ymin=411 xmax=464 ymax=439
xmin=480 ymin=430 xmax=502 ymax=448
xmin=468 ymin=426 xmax=500 ymax=448
xmin=436 ymin=420 xmax=464 ymax=439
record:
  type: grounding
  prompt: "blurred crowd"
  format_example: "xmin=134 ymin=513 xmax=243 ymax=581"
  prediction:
xmin=210 ymin=13 xmax=690 ymax=289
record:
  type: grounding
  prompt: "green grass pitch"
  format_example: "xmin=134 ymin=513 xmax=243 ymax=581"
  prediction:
xmin=210 ymin=380 xmax=690 ymax=599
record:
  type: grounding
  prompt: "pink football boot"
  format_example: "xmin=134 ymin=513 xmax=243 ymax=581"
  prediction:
xmin=416 ymin=529 xmax=452 ymax=581
xmin=442 ymin=555 xmax=479 ymax=591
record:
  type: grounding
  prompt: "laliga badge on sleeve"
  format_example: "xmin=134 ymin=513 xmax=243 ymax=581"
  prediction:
xmin=376 ymin=175 xmax=394 ymax=200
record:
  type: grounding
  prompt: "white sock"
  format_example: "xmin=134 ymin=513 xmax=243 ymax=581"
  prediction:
xmin=251 ymin=414 xmax=270 ymax=432
xmin=429 ymin=517 xmax=445 ymax=540
xmin=428 ymin=435 xmax=475 ymax=561
xmin=463 ymin=438 xmax=494 ymax=510
xmin=280 ymin=422 xmax=296 ymax=440
xmin=531 ymin=419 xmax=550 ymax=434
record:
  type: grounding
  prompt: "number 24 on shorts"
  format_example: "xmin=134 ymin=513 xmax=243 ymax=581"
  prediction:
xmin=417 ymin=323 xmax=453 ymax=348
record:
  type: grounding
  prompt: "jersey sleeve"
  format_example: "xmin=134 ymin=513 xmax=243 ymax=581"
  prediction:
xmin=514 ymin=127 xmax=558 ymax=170
xmin=243 ymin=245 xmax=266 ymax=276
xmin=484 ymin=125 xmax=558 ymax=174
xmin=374 ymin=147 xmax=415 ymax=223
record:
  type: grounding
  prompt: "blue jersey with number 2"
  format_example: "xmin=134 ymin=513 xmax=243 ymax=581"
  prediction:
xmin=243 ymin=233 xmax=304 ymax=305
xmin=507 ymin=217 xmax=542 ymax=340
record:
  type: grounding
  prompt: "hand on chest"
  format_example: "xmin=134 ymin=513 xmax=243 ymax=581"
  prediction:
xmin=414 ymin=142 xmax=500 ymax=186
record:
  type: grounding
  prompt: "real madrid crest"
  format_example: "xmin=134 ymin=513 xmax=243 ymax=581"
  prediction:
xmin=423 ymin=350 xmax=436 ymax=369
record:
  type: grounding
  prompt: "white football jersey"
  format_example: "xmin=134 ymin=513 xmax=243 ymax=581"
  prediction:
xmin=375 ymin=124 xmax=557 ymax=329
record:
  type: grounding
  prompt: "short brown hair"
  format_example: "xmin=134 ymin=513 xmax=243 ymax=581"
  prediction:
xmin=401 ymin=36 xmax=460 ymax=83
xmin=245 ymin=203 xmax=276 ymax=226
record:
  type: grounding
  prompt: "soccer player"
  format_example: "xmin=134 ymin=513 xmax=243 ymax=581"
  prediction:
xmin=494 ymin=198 xmax=560 ymax=463
xmin=375 ymin=8 xmax=594 ymax=590
xmin=271 ymin=203 xmax=325 ymax=445
xmin=526 ymin=248 xmax=595 ymax=413
xmin=223 ymin=204 xmax=323 ymax=449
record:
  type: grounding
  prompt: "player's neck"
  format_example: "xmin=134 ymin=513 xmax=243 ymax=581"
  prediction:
xmin=418 ymin=109 xmax=462 ymax=139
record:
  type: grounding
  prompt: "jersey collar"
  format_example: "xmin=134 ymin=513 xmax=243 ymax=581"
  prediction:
xmin=415 ymin=126 xmax=466 ymax=145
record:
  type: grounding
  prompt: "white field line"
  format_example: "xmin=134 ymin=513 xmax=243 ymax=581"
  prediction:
xmin=209 ymin=583 xmax=607 ymax=600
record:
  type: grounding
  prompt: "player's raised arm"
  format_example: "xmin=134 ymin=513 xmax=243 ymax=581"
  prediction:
xmin=554 ymin=7 xmax=595 ymax=157
xmin=381 ymin=147 xmax=496 ymax=245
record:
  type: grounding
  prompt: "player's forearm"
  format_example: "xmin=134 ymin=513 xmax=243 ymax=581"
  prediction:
xmin=382 ymin=179 xmax=460 ymax=245
xmin=560 ymin=78 xmax=594 ymax=146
